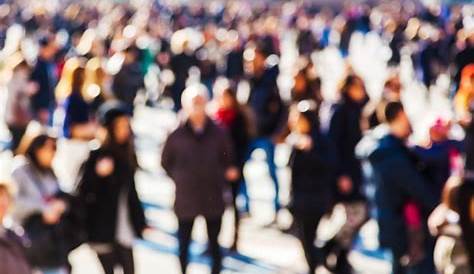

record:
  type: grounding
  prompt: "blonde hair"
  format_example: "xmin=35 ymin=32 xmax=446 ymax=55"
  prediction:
xmin=55 ymin=57 xmax=84 ymax=100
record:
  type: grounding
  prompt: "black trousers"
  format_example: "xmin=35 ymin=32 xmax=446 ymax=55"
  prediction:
xmin=97 ymin=243 xmax=134 ymax=274
xmin=178 ymin=217 xmax=222 ymax=274
xmin=294 ymin=213 xmax=325 ymax=274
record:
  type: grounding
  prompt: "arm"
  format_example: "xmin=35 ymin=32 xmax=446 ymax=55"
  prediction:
xmin=11 ymin=168 xmax=47 ymax=223
xmin=161 ymin=134 xmax=175 ymax=177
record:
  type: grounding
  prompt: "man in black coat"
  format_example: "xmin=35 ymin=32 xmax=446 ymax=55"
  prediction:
xmin=161 ymin=83 xmax=238 ymax=274
xmin=368 ymin=102 xmax=437 ymax=274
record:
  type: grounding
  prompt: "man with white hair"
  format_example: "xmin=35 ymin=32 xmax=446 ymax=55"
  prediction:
xmin=161 ymin=83 xmax=238 ymax=274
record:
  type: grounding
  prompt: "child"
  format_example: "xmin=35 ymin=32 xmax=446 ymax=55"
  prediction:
xmin=0 ymin=183 xmax=31 ymax=274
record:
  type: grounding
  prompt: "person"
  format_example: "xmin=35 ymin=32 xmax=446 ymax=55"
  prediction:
xmin=291 ymin=59 xmax=322 ymax=104
xmin=428 ymin=177 xmax=472 ymax=274
xmin=30 ymin=36 xmax=58 ymax=125
xmin=212 ymin=79 xmax=253 ymax=251
xmin=326 ymin=74 xmax=370 ymax=273
xmin=244 ymin=42 xmax=286 ymax=224
xmin=287 ymin=100 xmax=336 ymax=274
xmin=11 ymin=126 xmax=70 ymax=274
xmin=161 ymin=83 xmax=238 ymax=274
xmin=5 ymin=58 xmax=36 ymax=154
xmin=368 ymin=102 xmax=438 ymax=274
xmin=0 ymin=183 xmax=31 ymax=274
xmin=76 ymin=101 xmax=147 ymax=274
xmin=112 ymin=45 xmax=145 ymax=114
xmin=62 ymin=62 xmax=95 ymax=140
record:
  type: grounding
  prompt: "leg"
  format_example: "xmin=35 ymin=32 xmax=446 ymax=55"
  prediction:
xmin=231 ymin=181 xmax=240 ymax=250
xmin=205 ymin=217 xmax=223 ymax=274
xmin=116 ymin=244 xmax=135 ymax=274
xmin=97 ymin=250 xmax=117 ymax=274
xmin=259 ymin=138 xmax=280 ymax=212
xmin=295 ymin=216 xmax=322 ymax=274
xmin=177 ymin=218 xmax=195 ymax=274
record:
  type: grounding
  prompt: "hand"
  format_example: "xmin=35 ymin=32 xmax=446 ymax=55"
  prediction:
xmin=26 ymin=81 xmax=39 ymax=95
xmin=96 ymin=157 xmax=114 ymax=177
xmin=225 ymin=167 xmax=240 ymax=181
xmin=337 ymin=176 xmax=353 ymax=194
xmin=42 ymin=208 xmax=61 ymax=225
xmin=50 ymin=199 xmax=67 ymax=215
xmin=295 ymin=134 xmax=313 ymax=151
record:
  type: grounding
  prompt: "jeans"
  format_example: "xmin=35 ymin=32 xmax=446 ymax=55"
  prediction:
xmin=247 ymin=138 xmax=280 ymax=212
xmin=178 ymin=217 xmax=222 ymax=274
xmin=97 ymin=243 xmax=135 ymax=274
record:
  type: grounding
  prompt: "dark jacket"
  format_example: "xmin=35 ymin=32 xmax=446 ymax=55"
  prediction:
xmin=328 ymin=100 xmax=366 ymax=201
xmin=76 ymin=145 xmax=146 ymax=243
xmin=63 ymin=92 xmax=90 ymax=138
xmin=0 ymin=229 xmax=31 ymax=274
xmin=368 ymin=134 xmax=437 ymax=253
xmin=161 ymin=119 xmax=235 ymax=220
xmin=30 ymin=58 xmax=57 ymax=111
xmin=289 ymin=131 xmax=337 ymax=217
xmin=247 ymin=66 xmax=286 ymax=138
xmin=112 ymin=62 xmax=145 ymax=109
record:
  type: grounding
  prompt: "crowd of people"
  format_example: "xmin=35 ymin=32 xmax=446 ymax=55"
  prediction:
xmin=0 ymin=0 xmax=473 ymax=274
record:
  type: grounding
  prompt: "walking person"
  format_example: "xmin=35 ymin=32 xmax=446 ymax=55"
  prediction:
xmin=212 ymin=79 xmax=253 ymax=252
xmin=244 ymin=42 xmax=286 ymax=224
xmin=11 ymin=126 xmax=71 ymax=274
xmin=368 ymin=102 xmax=438 ymax=274
xmin=326 ymin=74 xmax=370 ymax=273
xmin=161 ymin=83 xmax=238 ymax=274
xmin=287 ymin=100 xmax=337 ymax=274
xmin=76 ymin=101 xmax=147 ymax=274
xmin=0 ymin=183 xmax=31 ymax=274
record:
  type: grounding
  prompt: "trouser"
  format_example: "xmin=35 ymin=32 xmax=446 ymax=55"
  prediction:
xmin=294 ymin=213 xmax=325 ymax=274
xmin=231 ymin=180 xmax=242 ymax=247
xmin=97 ymin=243 xmax=134 ymax=274
xmin=248 ymin=138 xmax=280 ymax=212
xmin=178 ymin=217 xmax=223 ymax=274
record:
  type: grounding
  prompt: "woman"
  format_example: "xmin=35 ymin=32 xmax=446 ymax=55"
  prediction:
xmin=287 ymin=100 xmax=336 ymax=274
xmin=327 ymin=73 xmax=370 ymax=273
xmin=11 ymin=127 xmax=69 ymax=274
xmin=291 ymin=60 xmax=322 ymax=104
xmin=76 ymin=102 xmax=146 ymax=274
xmin=213 ymin=79 xmax=252 ymax=251
xmin=5 ymin=58 xmax=35 ymax=154
xmin=62 ymin=61 xmax=95 ymax=140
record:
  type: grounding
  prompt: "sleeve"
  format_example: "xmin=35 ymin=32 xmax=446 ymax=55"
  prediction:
xmin=11 ymin=168 xmax=47 ymax=223
xmin=328 ymin=107 xmax=347 ymax=177
xmin=220 ymin=130 xmax=236 ymax=169
xmin=393 ymin=156 xmax=438 ymax=212
xmin=161 ymin=134 xmax=175 ymax=177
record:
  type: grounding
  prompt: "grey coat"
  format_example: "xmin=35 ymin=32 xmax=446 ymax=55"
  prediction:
xmin=161 ymin=119 xmax=235 ymax=220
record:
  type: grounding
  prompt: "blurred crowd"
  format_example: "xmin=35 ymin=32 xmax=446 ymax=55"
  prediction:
xmin=0 ymin=0 xmax=473 ymax=274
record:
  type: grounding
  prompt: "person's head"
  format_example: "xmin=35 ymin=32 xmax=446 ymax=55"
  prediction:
xmin=0 ymin=184 xmax=11 ymax=222
xmin=289 ymin=100 xmax=319 ymax=135
xmin=441 ymin=177 xmax=462 ymax=212
xmin=12 ymin=60 xmax=31 ymax=78
xmin=38 ymin=36 xmax=57 ymax=61
xmin=214 ymin=78 xmax=238 ymax=110
xmin=99 ymin=102 xmax=132 ymax=146
xmin=429 ymin=118 xmax=451 ymax=143
xmin=244 ymin=42 xmax=268 ymax=77
xmin=340 ymin=74 xmax=368 ymax=104
xmin=25 ymin=134 xmax=57 ymax=172
xmin=181 ymin=83 xmax=209 ymax=126
xmin=383 ymin=75 xmax=402 ymax=101
xmin=385 ymin=101 xmax=412 ymax=140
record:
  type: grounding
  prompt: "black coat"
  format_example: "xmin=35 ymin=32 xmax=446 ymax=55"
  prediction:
xmin=30 ymin=58 xmax=57 ymax=111
xmin=161 ymin=119 xmax=235 ymax=220
xmin=76 ymin=146 xmax=146 ymax=243
xmin=328 ymin=100 xmax=366 ymax=201
xmin=368 ymin=134 xmax=437 ymax=253
xmin=289 ymin=131 xmax=337 ymax=217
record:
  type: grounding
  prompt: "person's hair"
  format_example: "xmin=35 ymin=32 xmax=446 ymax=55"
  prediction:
xmin=384 ymin=101 xmax=404 ymax=124
xmin=71 ymin=65 xmax=86 ymax=96
xmin=103 ymin=115 xmax=138 ymax=172
xmin=339 ymin=74 xmax=367 ymax=102
xmin=442 ymin=177 xmax=462 ymax=212
xmin=292 ymin=100 xmax=320 ymax=133
xmin=24 ymin=134 xmax=56 ymax=173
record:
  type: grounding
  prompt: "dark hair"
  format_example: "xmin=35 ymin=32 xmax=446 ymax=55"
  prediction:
xmin=71 ymin=65 xmax=85 ymax=96
xmin=340 ymin=74 xmax=367 ymax=102
xmin=25 ymin=134 xmax=56 ymax=173
xmin=384 ymin=101 xmax=404 ymax=123
xmin=293 ymin=100 xmax=320 ymax=132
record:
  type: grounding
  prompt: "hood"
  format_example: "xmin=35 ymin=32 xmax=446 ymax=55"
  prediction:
xmin=365 ymin=132 xmax=406 ymax=164
xmin=355 ymin=124 xmax=390 ymax=160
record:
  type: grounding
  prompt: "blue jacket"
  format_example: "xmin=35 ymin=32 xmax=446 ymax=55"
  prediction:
xmin=368 ymin=134 xmax=437 ymax=253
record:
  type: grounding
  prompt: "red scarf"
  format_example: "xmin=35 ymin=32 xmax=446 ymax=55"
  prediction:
xmin=215 ymin=108 xmax=237 ymax=129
